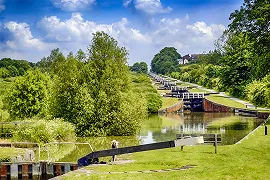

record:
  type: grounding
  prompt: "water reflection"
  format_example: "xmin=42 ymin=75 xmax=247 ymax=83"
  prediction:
xmin=47 ymin=113 xmax=264 ymax=162
xmin=140 ymin=113 xmax=264 ymax=146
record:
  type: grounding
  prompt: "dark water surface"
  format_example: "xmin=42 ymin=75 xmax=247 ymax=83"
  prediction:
xmin=42 ymin=113 xmax=264 ymax=162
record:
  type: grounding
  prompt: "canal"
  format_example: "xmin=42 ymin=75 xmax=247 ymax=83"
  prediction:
xmin=40 ymin=113 xmax=265 ymax=163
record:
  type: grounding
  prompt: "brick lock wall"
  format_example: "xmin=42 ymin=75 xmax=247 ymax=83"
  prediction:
xmin=203 ymin=99 xmax=233 ymax=112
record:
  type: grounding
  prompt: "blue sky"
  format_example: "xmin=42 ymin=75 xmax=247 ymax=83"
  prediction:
xmin=0 ymin=0 xmax=243 ymax=65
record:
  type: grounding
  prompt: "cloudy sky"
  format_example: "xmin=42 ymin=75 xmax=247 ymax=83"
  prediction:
xmin=0 ymin=0 xmax=243 ymax=65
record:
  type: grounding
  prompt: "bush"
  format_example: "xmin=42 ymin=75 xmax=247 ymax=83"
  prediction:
xmin=5 ymin=69 xmax=51 ymax=119
xmin=246 ymin=75 xmax=270 ymax=107
xmin=147 ymin=93 xmax=162 ymax=113
xmin=12 ymin=118 xmax=76 ymax=145
xmin=131 ymin=73 xmax=162 ymax=113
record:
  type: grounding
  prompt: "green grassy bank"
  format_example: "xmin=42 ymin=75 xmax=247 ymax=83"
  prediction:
xmin=63 ymin=121 xmax=270 ymax=180
xmin=206 ymin=94 xmax=246 ymax=109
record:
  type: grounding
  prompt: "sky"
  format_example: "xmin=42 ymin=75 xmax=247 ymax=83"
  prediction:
xmin=0 ymin=0 xmax=244 ymax=65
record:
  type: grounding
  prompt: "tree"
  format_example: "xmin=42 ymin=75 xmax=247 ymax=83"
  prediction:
xmin=131 ymin=62 xmax=148 ymax=74
xmin=218 ymin=32 xmax=253 ymax=97
xmin=76 ymin=49 xmax=87 ymax=62
xmin=0 ymin=68 xmax=10 ymax=78
xmin=228 ymin=0 xmax=270 ymax=78
xmin=5 ymin=69 xmax=51 ymax=119
xmin=84 ymin=31 xmax=146 ymax=136
xmin=151 ymin=47 xmax=181 ymax=74
xmin=49 ymin=55 xmax=95 ymax=135
xmin=0 ymin=58 xmax=32 ymax=77
xmin=37 ymin=48 xmax=65 ymax=73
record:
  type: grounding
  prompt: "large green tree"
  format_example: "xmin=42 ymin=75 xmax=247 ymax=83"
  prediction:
xmin=84 ymin=31 xmax=146 ymax=136
xmin=219 ymin=32 xmax=254 ymax=97
xmin=151 ymin=47 xmax=181 ymax=75
xmin=49 ymin=55 xmax=94 ymax=132
xmin=228 ymin=0 xmax=270 ymax=79
xmin=5 ymin=69 xmax=51 ymax=119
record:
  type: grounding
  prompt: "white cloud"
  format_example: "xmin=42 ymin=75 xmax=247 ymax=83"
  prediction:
xmin=1 ymin=22 xmax=54 ymax=61
xmin=124 ymin=0 xmax=172 ymax=15
xmin=4 ymin=22 xmax=48 ymax=50
xmin=38 ymin=13 xmax=151 ymax=45
xmin=152 ymin=17 xmax=226 ymax=54
xmin=0 ymin=14 xmax=226 ymax=65
xmin=51 ymin=0 xmax=95 ymax=11
xmin=0 ymin=0 xmax=5 ymax=12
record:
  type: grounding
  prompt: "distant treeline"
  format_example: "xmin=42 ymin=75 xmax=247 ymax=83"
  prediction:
xmin=0 ymin=58 xmax=35 ymax=78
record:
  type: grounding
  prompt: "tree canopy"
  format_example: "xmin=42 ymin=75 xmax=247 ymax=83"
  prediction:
xmin=151 ymin=47 xmax=181 ymax=75
xmin=5 ymin=69 xmax=51 ymax=119
xmin=131 ymin=62 xmax=148 ymax=74
xmin=0 ymin=58 xmax=33 ymax=78
xmin=228 ymin=0 xmax=270 ymax=78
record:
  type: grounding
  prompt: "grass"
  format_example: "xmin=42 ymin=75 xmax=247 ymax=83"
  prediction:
xmin=189 ymin=88 xmax=209 ymax=93
xmin=159 ymin=97 xmax=179 ymax=110
xmin=157 ymin=90 xmax=170 ymax=94
xmin=206 ymin=94 xmax=246 ymax=109
xmin=178 ymin=83 xmax=191 ymax=87
xmin=62 ymin=124 xmax=270 ymax=180
xmin=0 ymin=147 xmax=26 ymax=162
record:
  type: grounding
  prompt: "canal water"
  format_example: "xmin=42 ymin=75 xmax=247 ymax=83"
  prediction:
xmin=41 ymin=113 xmax=264 ymax=162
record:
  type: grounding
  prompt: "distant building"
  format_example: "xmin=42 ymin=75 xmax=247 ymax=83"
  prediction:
xmin=179 ymin=54 xmax=202 ymax=64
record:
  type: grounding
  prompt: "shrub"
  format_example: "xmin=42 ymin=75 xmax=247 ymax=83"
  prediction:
xmin=147 ymin=93 xmax=162 ymax=113
xmin=12 ymin=118 xmax=76 ymax=145
xmin=246 ymin=75 xmax=270 ymax=107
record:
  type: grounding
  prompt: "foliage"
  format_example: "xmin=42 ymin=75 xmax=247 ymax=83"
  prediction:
xmin=5 ymin=69 xmax=51 ymax=119
xmin=229 ymin=0 xmax=270 ymax=79
xmin=81 ymin=32 xmax=146 ymax=136
xmin=36 ymin=48 xmax=65 ymax=73
xmin=0 ymin=148 xmax=26 ymax=162
xmin=49 ymin=55 xmax=94 ymax=129
xmin=170 ymin=64 xmax=223 ymax=91
xmin=131 ymin=62 xmax=148 ymax=74
xmin=12 ymin=118 xmax=76 ymax=145
xmin=147 ymin=93 xmax=162 ymax=113
xmin=3 ymin=32 xmax=150 ymax=137
xmin=197 ymin=50 xmax=222 ymax=65
xmin=131 ymin=73 xmax=162 ymax=113
xmin=246 ymin=74 xmax=270 ymax=107
xmin=169 ymin=1 xmax=270 ymax=102
xmin=76 ymin=49 xmax=87 ymax=62
xmin=218 ymin=32 xmax=253 ymax=97
xmin=151 ymin=47 xmax=181 ymax=75
xmin=0 ymin=58 xmax=33 ymax=78
xmin=47 ymin=32 xmax=147 ymax=136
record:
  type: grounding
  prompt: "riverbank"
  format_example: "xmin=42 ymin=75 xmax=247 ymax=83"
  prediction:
xmin=61 ymin=120 xmax=270 ymax=179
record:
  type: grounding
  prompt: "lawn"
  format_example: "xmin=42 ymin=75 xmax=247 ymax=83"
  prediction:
xmin=157 ymin=89 xmax=170 ymax=94
xmin=206 ymin=94 xmax=246 ymax=109
xmin=62 ymin=122 xmax=270 ymax=180
xmin=159 ymin=97 xmax=179 ymax=110
xmin=178 ymin=83 xmax=191 ymax=87
xmin=189 ymin=88 xmax=208 ymax=93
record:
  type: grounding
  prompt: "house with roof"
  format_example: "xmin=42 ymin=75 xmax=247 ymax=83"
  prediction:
xmin=179 ymin=54 xmax=201 ymax=64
